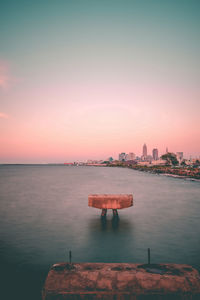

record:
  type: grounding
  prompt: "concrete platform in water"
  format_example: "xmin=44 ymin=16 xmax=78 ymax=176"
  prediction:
xmin=88 ymin=194 xmax=133 ymax=217
xmin=42 ymin=262 xmax=200 ymax=299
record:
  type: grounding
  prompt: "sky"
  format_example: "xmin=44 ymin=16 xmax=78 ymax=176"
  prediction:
xmin=0 ymin=0 xmax=200 ymax=163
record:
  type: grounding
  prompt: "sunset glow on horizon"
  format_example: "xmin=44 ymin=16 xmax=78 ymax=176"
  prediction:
xmin=0 ymin=0 xmax=200 ymax=163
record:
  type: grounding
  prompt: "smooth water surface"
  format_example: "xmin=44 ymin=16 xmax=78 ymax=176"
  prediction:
xmin=0 ymin=165 xmax=200 ymax=299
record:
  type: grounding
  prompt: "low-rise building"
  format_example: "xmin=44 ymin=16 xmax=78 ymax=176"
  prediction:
xmin=176 ymin=152 xmax=183 ymax=162
xmin=119 ymin=153 xmax=126 ymax=161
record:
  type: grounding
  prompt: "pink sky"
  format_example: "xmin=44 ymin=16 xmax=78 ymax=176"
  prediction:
xmin=0 ymin=1 xmax=200 ymax=163
xmin=1 ymin=71 xmax=199 ymax=163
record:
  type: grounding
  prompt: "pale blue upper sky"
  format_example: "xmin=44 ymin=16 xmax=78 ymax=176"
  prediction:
xmin=1 ymin=0 xmax=200 ymax=78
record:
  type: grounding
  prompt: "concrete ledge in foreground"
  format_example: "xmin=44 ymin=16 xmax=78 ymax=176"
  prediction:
xmin=42 ymin=263 xmax=200 ymax=299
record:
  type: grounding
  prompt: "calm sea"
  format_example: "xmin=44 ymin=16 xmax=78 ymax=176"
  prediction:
xmin=0 ymin=165 xmax=200 ymax=299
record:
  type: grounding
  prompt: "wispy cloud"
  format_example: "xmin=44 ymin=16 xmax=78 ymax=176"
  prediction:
xmin=0 ymin=112 xmax=9 ymax=119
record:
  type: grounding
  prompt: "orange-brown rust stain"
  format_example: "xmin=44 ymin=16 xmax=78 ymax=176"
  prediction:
xmin=88 ymin=194 xmax=133 ymax=209
xmin=43 ymin=263 xmax=200 ymax=300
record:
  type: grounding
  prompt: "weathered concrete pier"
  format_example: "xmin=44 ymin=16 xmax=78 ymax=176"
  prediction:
xmin=42 ymin=262 xmax=200 ymax=299
xmin=88 ymin=194 xmax=133 ymax=217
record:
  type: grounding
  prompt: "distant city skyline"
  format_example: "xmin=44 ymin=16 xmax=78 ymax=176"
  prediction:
xmin=0 ymin=0 xmax=200 ymax=163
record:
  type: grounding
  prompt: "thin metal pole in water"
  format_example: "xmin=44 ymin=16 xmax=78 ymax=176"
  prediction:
xmin=69 ymin=250 xmax=72 ymax=264
xmin=148 ymin=248 xmax=150 ymax=265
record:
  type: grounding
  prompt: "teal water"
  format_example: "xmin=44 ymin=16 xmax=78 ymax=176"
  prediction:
xmin=0 ymin=165 xmax=200 ymax=299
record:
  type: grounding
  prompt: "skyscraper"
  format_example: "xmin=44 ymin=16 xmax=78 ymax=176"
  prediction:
xmin=125 ymin=152 xmax=136 ymax=161
xmin=152 ymin=148 xmax=159 ymax=160
xmin=143 ymin=143 xmax=147 ymax=157
xmin=128 ymin=152 xmax=136 ymax=160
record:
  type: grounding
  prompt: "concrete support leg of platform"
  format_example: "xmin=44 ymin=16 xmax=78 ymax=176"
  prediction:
xmin=101 ymin=209 xmax=107 ymax=217
xmin=112 ymin=209 xmax=118 ymax=217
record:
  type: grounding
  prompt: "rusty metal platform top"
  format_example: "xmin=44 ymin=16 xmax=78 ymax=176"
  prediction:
xmin=88 ymin=194 xmax=133 ymax=209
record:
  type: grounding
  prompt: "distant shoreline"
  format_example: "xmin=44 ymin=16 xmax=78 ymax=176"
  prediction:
xmin=107 ymin=163 xmax=200 ymax=181
xmin=159 ymin=173 xmax=200 ymax=182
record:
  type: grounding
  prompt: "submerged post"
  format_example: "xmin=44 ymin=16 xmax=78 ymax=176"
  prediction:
xmin=69 ymin=250 xmax=72 ymax=264
xmin=148 ymin=248 xmax=151 ymax=265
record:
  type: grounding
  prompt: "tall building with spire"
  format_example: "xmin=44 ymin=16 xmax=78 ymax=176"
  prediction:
xmin=143 ymin=143 xmax=147 ymax=157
